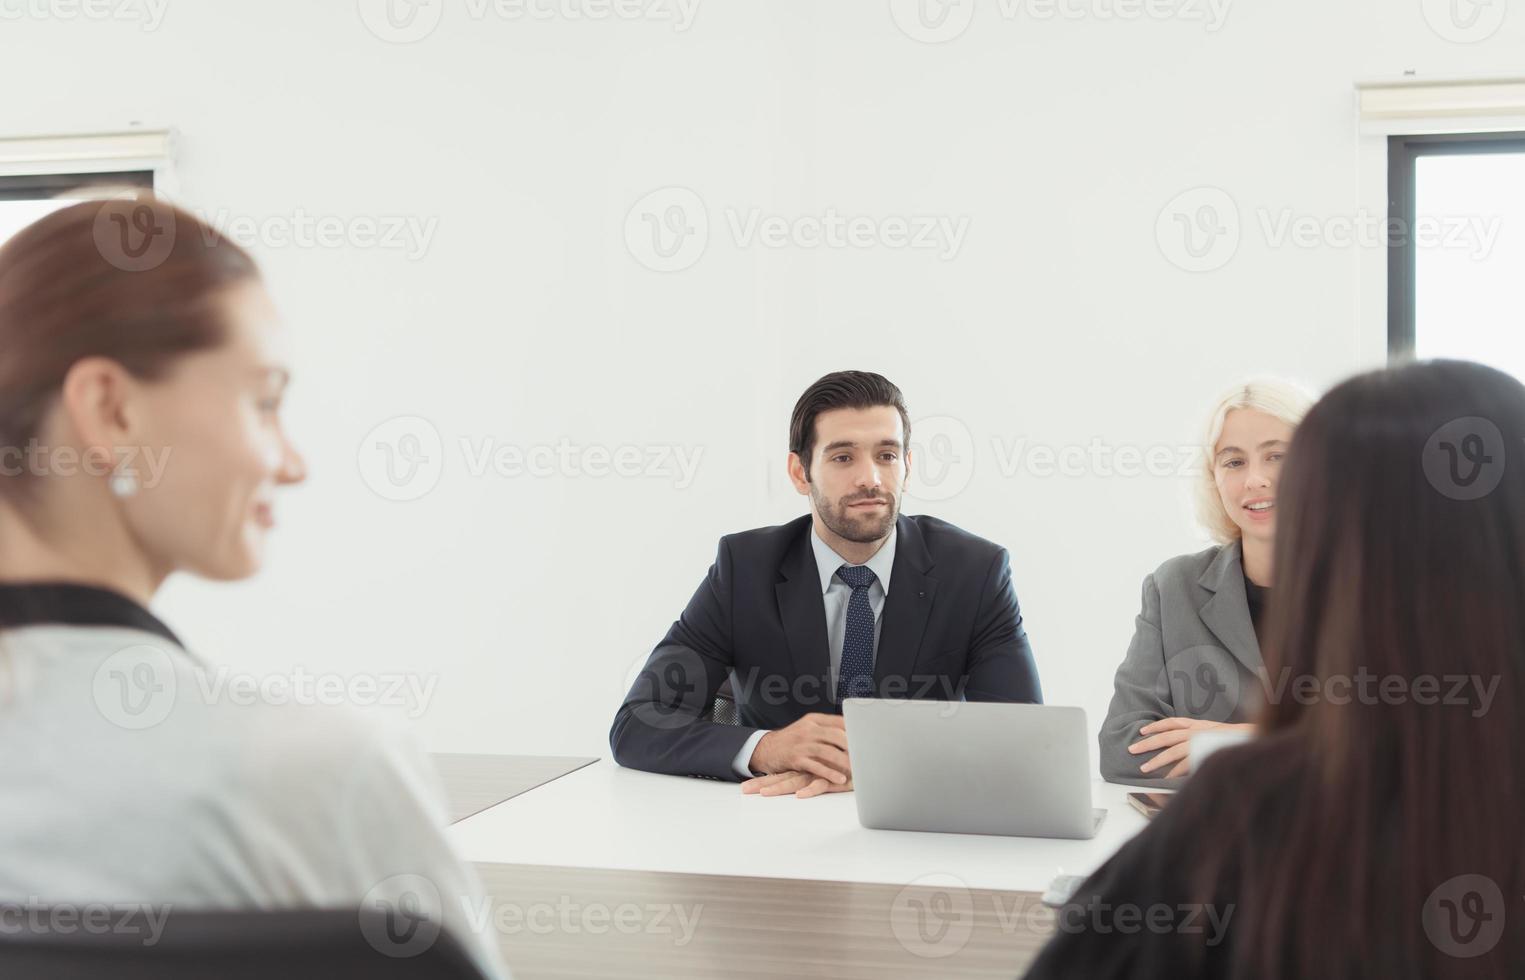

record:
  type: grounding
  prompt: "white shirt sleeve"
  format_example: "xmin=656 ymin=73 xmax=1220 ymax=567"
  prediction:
xmin=731 ymin=728 xmax=769 ymax=779
xmin=313 ymin=715 xmax=513 ymax=980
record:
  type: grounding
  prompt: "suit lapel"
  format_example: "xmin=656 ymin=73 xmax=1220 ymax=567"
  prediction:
xmin=874 ymin=515 xmax=937 ymax=688
xmin=776 ymin=527 xmax=831 ymax=692
xmin=1197 ymin=540 xmax=1264 ymax=675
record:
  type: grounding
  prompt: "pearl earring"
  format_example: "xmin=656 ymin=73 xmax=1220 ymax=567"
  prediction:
xmin=109 ymin=468 xmax=140 ymax=498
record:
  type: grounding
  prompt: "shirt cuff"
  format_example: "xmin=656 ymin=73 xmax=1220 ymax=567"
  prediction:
xmin=731 ymin=729 xmax=769 ymax=779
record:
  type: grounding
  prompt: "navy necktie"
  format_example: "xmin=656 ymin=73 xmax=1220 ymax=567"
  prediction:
xmin=836 ymin=564 xmax=878 ymax=703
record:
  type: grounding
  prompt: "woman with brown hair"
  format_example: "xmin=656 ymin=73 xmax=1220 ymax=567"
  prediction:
xmin=0 ymin=198 xmax=508 ymax=978
xmin=1027 ymin=359 xmax=1525 ymax=979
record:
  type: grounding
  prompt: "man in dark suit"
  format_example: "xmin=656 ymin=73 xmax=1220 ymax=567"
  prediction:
xmin=610 ymin=371 xmax=1042 ymax=797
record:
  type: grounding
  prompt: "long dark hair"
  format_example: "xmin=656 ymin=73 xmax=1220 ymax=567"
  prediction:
xmin=1209 ymin=359 xmax=1525 ymax=978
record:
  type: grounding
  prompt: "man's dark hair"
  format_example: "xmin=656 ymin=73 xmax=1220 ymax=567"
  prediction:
xmin=789 ymin=371 xmax=911 ymax=478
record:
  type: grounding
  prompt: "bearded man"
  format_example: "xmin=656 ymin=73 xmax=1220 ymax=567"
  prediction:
xmin=610 ymin=371 xmax=1042 ymax=795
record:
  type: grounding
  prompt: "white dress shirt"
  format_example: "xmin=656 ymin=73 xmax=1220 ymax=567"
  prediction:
xmin=730 ymin=526 xmax=897 ymax=777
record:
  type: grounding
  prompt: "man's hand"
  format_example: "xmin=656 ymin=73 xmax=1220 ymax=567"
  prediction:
xmin=741 ymin=771 xmax=854 ymax=799
xmin=1129 ymin=718 xmax=1254 ymax=777
xmin=747 ymin=713 xmax=850 ymax=786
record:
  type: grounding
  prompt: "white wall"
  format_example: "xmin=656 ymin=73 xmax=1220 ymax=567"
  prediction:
xmin=2 ymin=0 xmax=1522 ymax=760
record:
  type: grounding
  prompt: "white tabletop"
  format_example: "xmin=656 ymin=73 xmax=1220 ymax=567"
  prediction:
xmin=451 ymin=761 xmax=1163 ymax=893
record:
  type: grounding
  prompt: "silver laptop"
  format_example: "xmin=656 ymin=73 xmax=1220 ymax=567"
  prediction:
xmin=844 ymin=699 xmax=1106 ymax=840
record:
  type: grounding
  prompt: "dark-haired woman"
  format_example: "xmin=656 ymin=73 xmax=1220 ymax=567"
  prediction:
xmin=1027 ymin=360 xmax=1525 ymax=979
xmin=0 ymin=199 xmax=508 ymax=979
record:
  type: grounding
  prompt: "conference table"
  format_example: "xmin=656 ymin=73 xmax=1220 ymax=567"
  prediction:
xmin=433 ymin=753 xmax=599 ymax=824
xmin=443 ymin=756 xmax=1163 ymax=978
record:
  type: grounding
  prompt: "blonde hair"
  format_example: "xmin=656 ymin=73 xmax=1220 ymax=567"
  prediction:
xmin=1194 ymin=378 xmax=1316 ymax=544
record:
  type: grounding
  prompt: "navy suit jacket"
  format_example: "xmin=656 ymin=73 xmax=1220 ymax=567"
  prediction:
xmin=610 ymin=514 xmax=1042 ymax=781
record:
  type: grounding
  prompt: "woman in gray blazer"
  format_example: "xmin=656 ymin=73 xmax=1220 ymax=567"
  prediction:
xmin=1100 ymin=379 xmax=1313 ymax=782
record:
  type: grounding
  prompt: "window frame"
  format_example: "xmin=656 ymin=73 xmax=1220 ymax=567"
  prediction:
xmin=0 ymin=170 xmax=154 ymax=201
xmin=1387 ymin=131 xmax=1525 ymax=360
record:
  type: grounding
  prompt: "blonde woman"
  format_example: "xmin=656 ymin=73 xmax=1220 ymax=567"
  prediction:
xmin=1098 ymin=379 xmax=1313 ymax=782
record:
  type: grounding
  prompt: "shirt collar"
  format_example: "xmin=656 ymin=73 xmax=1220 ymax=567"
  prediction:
xmin=810 ymin=524 xmax=897 ymax=596
xmin=0 ymin=582 xmax=181 ymax=647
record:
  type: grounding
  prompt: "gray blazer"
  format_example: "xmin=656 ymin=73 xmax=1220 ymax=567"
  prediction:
xmin=1099 ymin=541 xmax=1265 ymax=784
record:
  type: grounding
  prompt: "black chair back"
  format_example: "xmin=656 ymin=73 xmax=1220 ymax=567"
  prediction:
xmin=0 ymin=906 xmax=490 ymax=980
xmin=707 ymin=675 xmax=741 ymax=725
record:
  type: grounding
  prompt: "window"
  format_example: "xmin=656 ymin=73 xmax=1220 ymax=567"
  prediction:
xmin=0 ymin=171 xmax=155 ymax=247
xmin=0 ymin=129 xmax=175 ymax=248
xmin=1388 ymin=132 xmax=1525 ymax=377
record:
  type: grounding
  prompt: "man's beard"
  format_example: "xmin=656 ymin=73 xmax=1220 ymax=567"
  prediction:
xmin=812 ymin=484 xmax=899 ymax=543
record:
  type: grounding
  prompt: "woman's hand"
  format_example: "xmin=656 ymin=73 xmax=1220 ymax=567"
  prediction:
xmin=1129 ymin=719 xmax=1254 ymax=777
